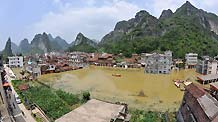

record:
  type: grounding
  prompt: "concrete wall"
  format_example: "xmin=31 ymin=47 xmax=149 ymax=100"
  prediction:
xmin=144 ymin=51 xmax=172 ymax=74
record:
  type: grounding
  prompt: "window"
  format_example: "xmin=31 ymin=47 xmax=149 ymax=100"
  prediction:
xmin=186 ymin=106 xmax=190 ymax=111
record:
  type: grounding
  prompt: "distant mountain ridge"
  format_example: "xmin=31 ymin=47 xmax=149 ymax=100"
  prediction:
xmin=2 ymin=38 xmax=13 ymax=61
xmin=11 ymin=42 xmax=20 ymax=54
xmin=67 ymin=32 xmax=97 ymax=53
xmin=11 ymin=32 xmax=69 ymax=55
xmin=10 ymin=32 xmax=97 ymax=55
xmin=8 ymin=1 xmax=218 ymax=57
xmin=99 ymin=1 xmax=218 ymax=58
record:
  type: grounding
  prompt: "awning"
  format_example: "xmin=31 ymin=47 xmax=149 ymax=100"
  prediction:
xmin=197 ymin=74 xmax=218 ymax=81
xmin=3 ymin=82 xmax=10 ymax=87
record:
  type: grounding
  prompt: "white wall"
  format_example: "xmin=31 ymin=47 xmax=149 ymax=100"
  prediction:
xmin=8 ymin=56 xmax=23 ymax=67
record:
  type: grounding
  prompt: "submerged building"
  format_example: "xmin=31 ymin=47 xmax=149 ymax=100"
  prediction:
xmin=177 ymin=83 xmax=218 ymax=122
xmin=197 ymin=56 xmax=218 ymax=75
xmin=185 ymin=53 xmax=198 ymax=69
xmin=143 ymin=51 xmax=172 ymax=74
xmin=68 ymin=52 xmax=88 ymax=68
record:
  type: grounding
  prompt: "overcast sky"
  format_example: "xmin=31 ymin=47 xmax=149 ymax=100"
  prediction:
xmin=0 ymin=0 xmax=218 ymax=50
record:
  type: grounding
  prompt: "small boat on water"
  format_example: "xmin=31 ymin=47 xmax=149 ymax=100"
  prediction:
xmin=183 ymin=81 xmax=192 ymax=86
xmin=173 ymin=79 xmax=184 ymax=83
xmin=180 ymin=87 xmax=185 ymax=91
xmin=174 ymin=82 xmax=180 ymax=88
xmin=112 ymin=74 xmax=121 ymax=77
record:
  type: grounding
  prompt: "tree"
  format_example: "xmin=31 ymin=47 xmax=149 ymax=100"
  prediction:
xmin=82 ymin=91 xmax=90 ymax=102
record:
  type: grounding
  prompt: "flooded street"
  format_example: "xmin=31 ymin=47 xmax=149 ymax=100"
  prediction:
xmin=37 ymin=66 xmax=198 ymax=111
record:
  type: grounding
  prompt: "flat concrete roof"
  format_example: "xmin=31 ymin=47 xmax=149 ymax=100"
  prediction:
xmin=55 ymin=99 xmax=125 ymax=122
xmin=197 ymin=74 xmax=218 ymax=81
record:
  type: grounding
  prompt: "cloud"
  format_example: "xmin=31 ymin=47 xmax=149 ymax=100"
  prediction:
xmin=3 ymin=0 xmax=218 ymax=50
xmin=30 ymin=0 xmax=140 ymax=43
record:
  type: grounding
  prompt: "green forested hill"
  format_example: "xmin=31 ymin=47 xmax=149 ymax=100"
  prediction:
xmin=68 ymin=33 xmax=97 ymax=53
xmin=99 ymin=1 xmax=218 ymax=58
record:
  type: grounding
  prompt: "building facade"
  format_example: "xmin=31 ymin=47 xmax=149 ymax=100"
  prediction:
xmin=144 ymin=51 xmax=172 ymax=74
xmin=25 ymin=59 xmax=41 ymax=79
xmin=68 ymin=52 xmax=88 ymax=68
xmin=8 ymin=56 xmax=23 ymax=68
xmin=185 ymin=53 xmax=198 ymax=69
xmin=197 ymin=56 xmax=218 ymax=75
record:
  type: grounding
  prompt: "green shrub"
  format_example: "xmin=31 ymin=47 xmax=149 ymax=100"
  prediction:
xmin=55 ymin=89 xmax=80 ymax=106
xmin=130 ymin=110 xmax=166 ymax=122
xmin=12 ymin=80 xmax=88 ymax=121
xmin=24 ymin=86 xmax=71 ymax=120
xmin=82 ymin=91 xmax=90 ymax=102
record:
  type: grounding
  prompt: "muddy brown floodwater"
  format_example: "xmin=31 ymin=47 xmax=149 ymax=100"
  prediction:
xmin=37 ymin=66 xmax=198 ymax=111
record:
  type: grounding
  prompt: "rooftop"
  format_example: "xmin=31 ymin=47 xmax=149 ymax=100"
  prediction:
xmin=210 ymin=82 xmax=218 ymax=90
xmin=55 ymin=99 xmax=126 ymax=122
xmin=197 ymin=74 xmax=218 ymax=81
xmin=185 ymin=83 xmax=218 ymax=121
xmin=198 ymin=94 xmax=218 ymax=120
xmin=185 ymin=83 xmax=206 ymax=98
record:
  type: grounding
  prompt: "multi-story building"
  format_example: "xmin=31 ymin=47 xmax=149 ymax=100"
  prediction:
xmin=8 ymin=56 xmax=23 ymax=68
xmin=144 ymin=51 xmax=172 ymax=74
xmin=25 ymin=59 xmax=41 ymax=79
xmin=197 ymin=56 xmax=218 ymax=75
xmin=87 ymin=53 xmax=114 ymax=67
xmin=185 ymin=53 xmax=198 ymax=69
xmin=68 ymin=52 xmax=88 ymax=68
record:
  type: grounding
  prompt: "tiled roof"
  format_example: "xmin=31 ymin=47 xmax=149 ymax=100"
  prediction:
xmin=198 ymin=94 xmax=218 ymax=120
xmin=185 ymin=83 xmax=218 ymax=121
xmin=210 ymin=82 xmax=218 ymax=90
xmin=185 ymin=83 xmax=206 ymax=98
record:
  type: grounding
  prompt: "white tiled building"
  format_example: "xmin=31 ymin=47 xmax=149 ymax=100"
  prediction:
xmin=197 ymin=56 xmax=218 ymax=75
xmin=143 ymin=51 xmax=173 ymax=74
xmin=185 ymin=53 xmax=198 ymax=69
xmin=8 ymin=56 xmax=24 ymax=68
xmin=68 ymin=52 xmax=88 ymax=68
